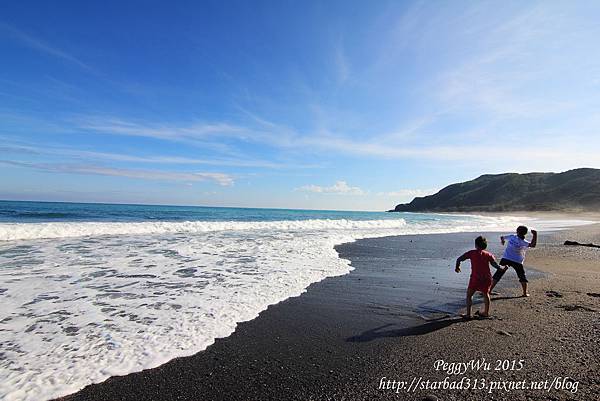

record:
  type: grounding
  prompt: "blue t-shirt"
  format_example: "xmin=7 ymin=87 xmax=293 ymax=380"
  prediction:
xmin=502 ymin=234 xmax=530 ymax=264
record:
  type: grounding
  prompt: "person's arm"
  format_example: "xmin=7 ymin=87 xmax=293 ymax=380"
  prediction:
xmin=455 ymin=252 xmax=469 ymax=273
xmin=500 ymin=235 xmax=507 ymax=245
xmin=529 ymin=229 xmax=537 ymax=248
xmin=490 ymin=259 xmax=508 ymax=271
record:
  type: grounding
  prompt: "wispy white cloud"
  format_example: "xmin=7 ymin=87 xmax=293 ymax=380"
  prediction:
xmin=74 ymin=112 xmax=600 ymax=169
xmin=333 ymin=41 xmax=350 ymax=84
xmin=0 ymin=160 xmax=234 ymax=186
xmin=66 ymin=113 xmax=447 ymax=162
xmin=71 ymin=115 xmax=271 ymax=156
xmin=75 ymin=116 xmax=248 ymax=141
xmin=0 ymin=142 xmax=320 ymax=169
xmin=0 ymin=23 xmax=91 ymax=70
xmin=434 ymin=3 xmax=600 ymax=120
xmin=296 ymin=180 xmax=364 ymax=195
xmin=26 ymin=108 xmax=600 ymax=173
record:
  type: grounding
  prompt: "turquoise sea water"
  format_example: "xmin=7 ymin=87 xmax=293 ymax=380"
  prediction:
xmin=0 ymin=199 xmax=434 ymax=223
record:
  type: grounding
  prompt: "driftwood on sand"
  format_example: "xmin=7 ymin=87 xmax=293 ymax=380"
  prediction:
xmin=564 ymin=240 xmax=600 ymax=248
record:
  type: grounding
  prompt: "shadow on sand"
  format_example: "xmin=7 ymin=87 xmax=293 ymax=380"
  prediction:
xmin=491 ymin=295 xmax=522 ymax=301
xmin=346 ymin=317 xmax=465 ymax=342
xmin=348 ymin=292 xmax=525 ymax=343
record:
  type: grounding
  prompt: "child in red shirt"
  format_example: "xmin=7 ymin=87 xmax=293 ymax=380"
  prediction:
xmin=455 ymin=236 xmax=506 ymax=319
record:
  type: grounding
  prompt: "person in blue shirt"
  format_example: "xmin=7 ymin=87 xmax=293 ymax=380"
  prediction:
xmin=489 ymin=225 xmax=537 ymax=297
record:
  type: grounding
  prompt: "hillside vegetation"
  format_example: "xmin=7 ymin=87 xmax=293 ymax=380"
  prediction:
xmin=392 ymin=168 xmax=600 ymax=212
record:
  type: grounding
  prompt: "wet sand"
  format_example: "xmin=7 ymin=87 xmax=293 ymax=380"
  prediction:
xmin=57 ymin=225 xmax=599 ymax=401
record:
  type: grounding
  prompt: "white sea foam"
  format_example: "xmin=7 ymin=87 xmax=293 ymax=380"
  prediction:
xmin=0 ymin=219 xmax=411 ymax=241
xmin=0 ymin=215 xmax=593 ymax=401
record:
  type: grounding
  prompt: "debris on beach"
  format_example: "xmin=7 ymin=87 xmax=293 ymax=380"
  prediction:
xmin=564 ymin=240 xmax=600 ymax=248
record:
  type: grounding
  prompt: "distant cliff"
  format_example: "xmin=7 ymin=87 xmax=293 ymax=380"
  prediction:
xmin=391 ymin=168 xmax=600 ymax=212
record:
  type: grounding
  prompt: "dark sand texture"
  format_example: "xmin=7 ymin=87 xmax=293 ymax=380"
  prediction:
xmin=57 ymin=227 xmax=600 ymax=401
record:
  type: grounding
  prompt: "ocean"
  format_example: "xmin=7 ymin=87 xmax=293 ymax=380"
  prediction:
xmin=0 ymin=200 xmax=591 ymax=401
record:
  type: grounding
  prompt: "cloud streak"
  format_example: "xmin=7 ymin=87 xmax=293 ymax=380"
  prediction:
xmin=0 ymin=23 xmax=91 ymax=70
xmin=296 ymin=181 xmax=364 ymax=195
xmin=75 ymin=116 xmax=249 ymax=141
xmin=0 ymin=160 xmax=234 ymax=186
xmin=0 ymin=142 xmax=320 ymax=169
xmin=64 ymin=112 xmax=600 ymax=171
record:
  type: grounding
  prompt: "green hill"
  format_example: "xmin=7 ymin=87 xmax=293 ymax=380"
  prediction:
xmin=392 ymin=168 xmax=600 ymax=212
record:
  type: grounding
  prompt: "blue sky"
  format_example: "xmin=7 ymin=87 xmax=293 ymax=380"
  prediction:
xmin=1 ymin=1 xmax=600 ymax=210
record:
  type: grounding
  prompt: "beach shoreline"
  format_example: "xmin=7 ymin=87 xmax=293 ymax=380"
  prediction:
xmin=54 ymin=222 xmax=599 ymax=401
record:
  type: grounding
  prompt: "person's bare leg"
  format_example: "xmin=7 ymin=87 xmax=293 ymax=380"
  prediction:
xmin=464 ymin=288 xmax=475 ymax=318
xmin=481 ymin=292 xmax=491 ymax=317
xmin=490 ymin=279 xmax=499 ymax=292
xmin=521 ymin=282 xmax=529 ymax=297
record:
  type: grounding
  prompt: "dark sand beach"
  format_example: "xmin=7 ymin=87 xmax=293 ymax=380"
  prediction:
xmin=58 ymin=225 xmax=600 ymax=401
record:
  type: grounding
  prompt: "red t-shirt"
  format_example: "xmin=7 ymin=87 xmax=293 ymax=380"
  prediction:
xmin=463 ymin=249 xmax=496 ymax=292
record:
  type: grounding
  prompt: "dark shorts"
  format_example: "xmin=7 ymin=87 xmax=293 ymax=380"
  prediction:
xmin=493 ymin=258 xmax=528 ymax=283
